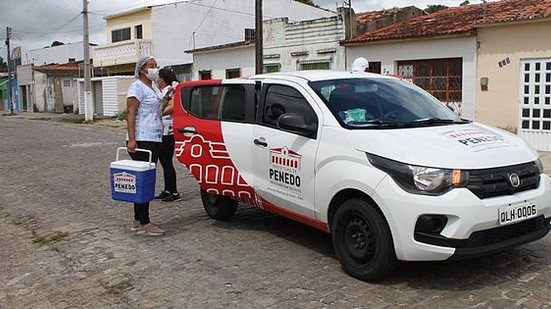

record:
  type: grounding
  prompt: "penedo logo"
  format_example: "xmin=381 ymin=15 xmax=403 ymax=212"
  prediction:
xmin=441 ymin=128 xmax=513 ymax=152
xmin=269 ymin=147 xmax=302 ymax=188
xmin=114 ymin=172 xmax=136 ymax=194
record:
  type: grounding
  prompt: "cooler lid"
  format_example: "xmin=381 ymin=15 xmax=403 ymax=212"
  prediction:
xmin=110 ymin=159 xmax=156 ymax=171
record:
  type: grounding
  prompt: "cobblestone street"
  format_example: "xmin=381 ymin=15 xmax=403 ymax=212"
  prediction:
xmin=2 ymin=116 xmax=551 ymax=308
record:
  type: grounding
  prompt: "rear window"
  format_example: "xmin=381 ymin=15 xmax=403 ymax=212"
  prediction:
xmin=189 ymin=85 xmax=247 ymax=122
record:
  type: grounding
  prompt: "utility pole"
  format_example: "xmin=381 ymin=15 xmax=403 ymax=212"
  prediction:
xmin=83 ymin=0 xmax=93 ymax=121
xmin=6 ymin=26 xmax=13 ymax=114
xmin=255 ymin=0 xmax=263 ymax=74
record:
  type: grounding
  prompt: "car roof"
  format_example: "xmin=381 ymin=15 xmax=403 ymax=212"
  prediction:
xmin=251 ymin=70 xmax=394 ymax=82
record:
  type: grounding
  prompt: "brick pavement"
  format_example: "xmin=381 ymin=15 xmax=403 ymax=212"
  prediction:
xmin=2 ymin=115 xmax=551 ymax=308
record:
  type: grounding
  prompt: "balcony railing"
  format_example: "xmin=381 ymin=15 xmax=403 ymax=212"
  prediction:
xmin=93 ymin=39 xmax=153 ymax=67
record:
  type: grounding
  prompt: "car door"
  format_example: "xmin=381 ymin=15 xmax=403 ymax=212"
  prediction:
xmin=252 ymin=80 xmax=323 ymax=221
xmin=173 ymin=79 xmax=259 ymax=203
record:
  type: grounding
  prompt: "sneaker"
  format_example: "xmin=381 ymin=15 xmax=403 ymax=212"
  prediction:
xmin=131 ymin=220 xmax=141 ymax=231
xmin=155 ymin=191 xmax=171 ymax=200
xmin=162 ymin=193 xmax=182 ymax=202
xmin=136 ymin=223 xmax=165 ymax=236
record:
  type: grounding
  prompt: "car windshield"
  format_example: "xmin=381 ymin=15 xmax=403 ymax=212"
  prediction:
xmin=309 ymin=77 xmax=468 ymax=129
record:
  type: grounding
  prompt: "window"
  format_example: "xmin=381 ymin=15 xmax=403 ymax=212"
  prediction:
xmin=263 ymin=64 xmax=280 ymax=73
xmin=262 ymin=85 xmax=318 ymax=137
xmin=309 ymin=78 xmax=462 ymax=128
xmin=397 ymin=58 xmax=462 ymax=103
xmin=63 ymin=80 xmax=71 ymax=87
xmin=135 ymin=25 xmax=143 ymax=39
xmin=298 ymin=60 xmax=330 ymax=71
xmin=189 ymin=85 xmax=247 ymax=122
xmin=199 ymin=71 xmax=212 ymax=80
xmin=368 ymin=62 xmax=381 ymax=74
xmin=226 ymin=68 xmax=241 ymax=79
xmin=111 ymin=28 xmax=131 ymax=43
xmin=245 ymin=28 xmax=255 ymax=41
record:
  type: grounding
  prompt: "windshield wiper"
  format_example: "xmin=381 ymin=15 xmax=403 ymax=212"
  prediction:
xmin=407 ymin=118 xmax=469 ymax=126
xmin=348 ymin=118 xmax=405 ymax=128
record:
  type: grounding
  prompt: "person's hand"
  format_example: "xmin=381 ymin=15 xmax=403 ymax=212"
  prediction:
xmin=127 ymin=139 xmax=137 ymax=153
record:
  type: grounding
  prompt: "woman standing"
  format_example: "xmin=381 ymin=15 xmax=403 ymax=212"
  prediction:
xmin=126 ymin=55 xmax=166 ymax=236
xmin=154 ymin=67 xmax=181 ymax=202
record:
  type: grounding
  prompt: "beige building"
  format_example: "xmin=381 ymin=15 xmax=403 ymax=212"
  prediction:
xmin=476 ymin=20 xmax=551 ymax=150
xmin=93 ymin=7 xmax=153 ymax=75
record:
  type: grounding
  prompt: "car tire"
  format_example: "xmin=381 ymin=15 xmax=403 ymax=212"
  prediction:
xmin=200 ymin=189 xmax=238 ymax=220
xmin=331 ymin=198 xmax=398 ymax=281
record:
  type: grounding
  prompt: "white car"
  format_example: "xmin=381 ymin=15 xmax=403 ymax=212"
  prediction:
xmin=172 ymin=71 xmax=551 ymax=281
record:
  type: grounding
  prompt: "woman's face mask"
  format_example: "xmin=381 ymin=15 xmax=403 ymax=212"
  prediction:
xmin=145 ymin=68 xmax=159 ymax=81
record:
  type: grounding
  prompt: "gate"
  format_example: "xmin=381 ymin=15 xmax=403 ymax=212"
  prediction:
xmin=518 ymin=59 xmax=551 ymax=151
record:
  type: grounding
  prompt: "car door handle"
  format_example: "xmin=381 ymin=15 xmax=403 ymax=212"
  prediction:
xmin=177 ymin=127 xmax=198 ymax=135
xmin=253 ymin=138 xmax=268 ymax=147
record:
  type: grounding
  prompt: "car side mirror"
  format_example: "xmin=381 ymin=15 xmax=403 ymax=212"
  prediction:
xmin=277 ymin=113 xmax=317 ymax=138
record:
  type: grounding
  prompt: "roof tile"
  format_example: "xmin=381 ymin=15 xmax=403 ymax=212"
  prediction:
xmin=345 ymin=0 xmax=551 ymax=44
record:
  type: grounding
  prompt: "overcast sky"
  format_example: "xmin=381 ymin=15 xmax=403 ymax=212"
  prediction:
xmin=0 ymin=0 xmax=487 ymax=61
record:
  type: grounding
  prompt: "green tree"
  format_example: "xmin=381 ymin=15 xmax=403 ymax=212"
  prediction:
xmin=460 ymin=1 xmax=470 ymax=6
xmin=295 ymin=0 xmax=316 ymax=6
xmin=0 ymin=57 xmax=7 ymax=72
xmin=51 ymin=40 xmax=64 ymax=47
xmin=425 ymin=4 xmax=448 ymax=13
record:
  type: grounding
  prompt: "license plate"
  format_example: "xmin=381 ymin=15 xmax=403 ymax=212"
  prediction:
xmin=498 ymin=201 xmax=537 ymax=225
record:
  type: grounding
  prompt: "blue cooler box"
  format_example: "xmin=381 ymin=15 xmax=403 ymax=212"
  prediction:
xmin=110 ymin=147 xmax=156 ymax=204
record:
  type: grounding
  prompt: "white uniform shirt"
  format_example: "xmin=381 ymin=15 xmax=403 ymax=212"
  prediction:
xmin=160 ymin=86 xmax=174 ymax=136
xmin=126 ymin=80 xmax=163 ymax=142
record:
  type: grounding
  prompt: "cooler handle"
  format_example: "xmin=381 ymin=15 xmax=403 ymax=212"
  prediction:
xmin=116 ymin=147 xmax=153 ymax=169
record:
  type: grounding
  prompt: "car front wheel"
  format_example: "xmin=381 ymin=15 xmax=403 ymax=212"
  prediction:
xmin=331 ymin=198 xmax=397 ymax=281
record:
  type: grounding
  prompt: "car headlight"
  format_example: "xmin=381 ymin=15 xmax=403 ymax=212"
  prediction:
xmin=367 ymin=154 xmax=467 ymax=195
xmin=535 ymin=158 xmax=544 ymax=174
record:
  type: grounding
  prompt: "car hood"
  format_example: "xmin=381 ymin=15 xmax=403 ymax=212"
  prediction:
xmin=351 ymin=122 xmax=537 ymax=169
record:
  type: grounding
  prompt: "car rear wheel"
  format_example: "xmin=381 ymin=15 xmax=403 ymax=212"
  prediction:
xmin=332 ymin=198 xmax=397 ymax=281
xmin=200 ymin=189 xmax=238 ymax=220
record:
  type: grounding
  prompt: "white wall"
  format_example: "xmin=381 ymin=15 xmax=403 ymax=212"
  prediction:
xmin=61 ymin=79 xmax=75 ymax=107
xmin=193 ymin=46 xmax=256 ymax=79
xmin=24 ymin=42 xmax=95 ymax=65
xmin=76 ymin=76 xmax=135 ymax=116
xmin=346 ymin=36 xmax=477 ymax=119
xmin=152 ymin=0 xmax=333 ymax=67
xmin=264 ymin=15 xmax=345 ymax=72
xmin=33 ymin=71 xmax=55 ymax=112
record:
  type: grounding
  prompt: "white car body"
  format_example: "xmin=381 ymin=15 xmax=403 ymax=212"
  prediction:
xmin=172 ymin=71 xmax=551 ymax=279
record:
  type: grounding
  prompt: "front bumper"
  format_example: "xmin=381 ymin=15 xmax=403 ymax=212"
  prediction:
xmin=417 ymin=215 xmax=551 ymax=260
xmin=372 ymin=174 xmax=551 ymax=261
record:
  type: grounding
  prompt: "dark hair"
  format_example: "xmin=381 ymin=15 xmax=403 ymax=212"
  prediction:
xmin=159 ymin=67 xmax=179 ymax=84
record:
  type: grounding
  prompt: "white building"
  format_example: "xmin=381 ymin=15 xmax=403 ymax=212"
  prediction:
xmin=186 ymin=6 xmax=424 ymax=79
xmin=152 ymin=0 xmax=334 ymax=68
xmin=93 ymin=0 xmax=333 ymax=79
xmin=23 ymin=41 xmax=95 ymax=66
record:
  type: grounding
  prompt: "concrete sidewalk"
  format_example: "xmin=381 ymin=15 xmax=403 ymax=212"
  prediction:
xmin=3 ymin=111 xmax=126 ymax=128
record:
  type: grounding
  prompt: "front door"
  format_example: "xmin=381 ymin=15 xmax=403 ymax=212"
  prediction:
xmin=252 ymin=81 xmax=322 ymax=221
xmin=518 ymin=58 xmax=551 ymax=151
xmin=173 ymin=79 xmax=258 ymax=203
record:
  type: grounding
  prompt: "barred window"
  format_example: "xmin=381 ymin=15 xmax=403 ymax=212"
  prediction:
xmin=397 ymin=58 xmax=462 ymax=103
xmin=298 ymin=60 xmax=330 ymax=71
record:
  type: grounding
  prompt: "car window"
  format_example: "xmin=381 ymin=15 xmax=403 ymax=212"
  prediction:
xmin=189 ymin=85 xmax=247 ymax=122
xmin=262 ymin=84 xmax=318 ymax=129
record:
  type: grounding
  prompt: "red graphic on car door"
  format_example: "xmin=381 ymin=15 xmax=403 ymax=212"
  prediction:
xmin=172 ymin=80 xmax=329 ymax=232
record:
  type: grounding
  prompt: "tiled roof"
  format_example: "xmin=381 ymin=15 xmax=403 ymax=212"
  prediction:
xmin=33 ymin=62 xmax=82 ymax=72
xmin=344 ymin=0 xmax=551 ymax=44
xmin=355 ymin=6 xmax=421 ymax=24
xmin=185 ymin=40 xmax=255 ymax=54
